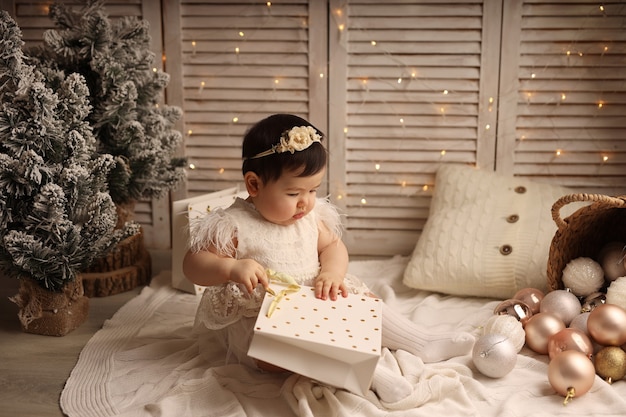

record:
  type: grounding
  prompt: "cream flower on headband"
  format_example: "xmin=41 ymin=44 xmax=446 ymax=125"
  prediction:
xmin=245 ymin=125 xmax=322 ymax=160
xmin=277 ymin=126 xmax=321 ymax=154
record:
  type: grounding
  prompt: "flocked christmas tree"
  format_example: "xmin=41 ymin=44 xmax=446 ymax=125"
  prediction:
xmin=28 ymin=0 xmax=186 ymax=216
xmin=0 ymin=10 xmax=137 ymax=293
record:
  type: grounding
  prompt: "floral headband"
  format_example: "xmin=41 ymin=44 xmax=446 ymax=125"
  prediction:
xmin=244 ymin=125 xmax=322 ymax=160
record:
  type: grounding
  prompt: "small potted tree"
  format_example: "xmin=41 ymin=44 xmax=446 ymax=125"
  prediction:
xmin=0 ymin=11 xmax=137 ymax=335
xmin=28 ymin=0 xmax=187 ymax=296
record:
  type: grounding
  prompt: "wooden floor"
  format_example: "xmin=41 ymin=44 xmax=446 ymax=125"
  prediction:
xmin=0 ymin=250 xmax=169 ymax=417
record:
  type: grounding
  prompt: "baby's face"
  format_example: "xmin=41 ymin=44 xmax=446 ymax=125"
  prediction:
xmin=252 ymin=167 xmax=325 ymax=226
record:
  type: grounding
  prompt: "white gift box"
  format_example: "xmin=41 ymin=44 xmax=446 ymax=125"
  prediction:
xmin=248 ymin=285 xmax=382 ymax=395
xmin=171 ymin=187 xmax=248 ymax=294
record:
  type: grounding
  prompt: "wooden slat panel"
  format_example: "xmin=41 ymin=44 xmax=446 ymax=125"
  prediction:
xmin=507 ymin=0 xmax=626 ymax=193
xmin=330 ymin=0 xmax=501 ymax=256
xmin=170 ymin=1 xmax=318 ymax=196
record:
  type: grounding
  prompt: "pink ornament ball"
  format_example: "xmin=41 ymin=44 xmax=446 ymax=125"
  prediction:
xmin=569 ymin=312 xmax=591 ymax=336
xmin=547 ymin=328 xmax=593 ymax=360
xmin=540 ymin=290 xmax=581 ymax=326
xmin=524 ymin=312 xmax=566 ymax=355
xmin=513 ymin=287 xmax=544 ymax=315
xmin=587 ymin=304 xmax=626 ymax=346
xmin=548 ymin=350 xmax=596 ymax=404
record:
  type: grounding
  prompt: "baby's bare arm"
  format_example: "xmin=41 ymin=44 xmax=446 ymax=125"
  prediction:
xmin=315 ymin=221 xmax=349 ymax=300
xmin=183 ymin=249 xmax=268 ymax=293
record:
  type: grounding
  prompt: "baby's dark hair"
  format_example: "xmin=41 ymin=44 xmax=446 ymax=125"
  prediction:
xmin=242 ymin=114 xmax=327 ymax=183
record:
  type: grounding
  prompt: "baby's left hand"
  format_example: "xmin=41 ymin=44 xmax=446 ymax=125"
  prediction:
xmin=314 ymin=272 xmax=348 ymax=301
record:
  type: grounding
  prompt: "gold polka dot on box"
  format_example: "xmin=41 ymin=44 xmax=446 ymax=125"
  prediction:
xmin=248 ymin=285 xmax=382 ymax=395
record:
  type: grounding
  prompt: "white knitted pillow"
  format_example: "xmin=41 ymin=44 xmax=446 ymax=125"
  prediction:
xmin=403 ymin=164 xmax=579 ymax=299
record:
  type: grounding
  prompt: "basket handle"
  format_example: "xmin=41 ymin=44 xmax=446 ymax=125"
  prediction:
xmin=552 ymin=193 xmax=626 ymax=230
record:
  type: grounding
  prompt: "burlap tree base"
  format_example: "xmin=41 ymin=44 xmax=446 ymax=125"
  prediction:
xmin=10 ymin=276 xmax=89 ymax=336
xmin=81 ymin=228 xmax=152 ymax=297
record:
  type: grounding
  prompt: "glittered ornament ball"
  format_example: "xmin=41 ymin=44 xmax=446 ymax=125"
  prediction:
xmin=594 ymin=346 xmax=626 ymax=384
xmin=483 ymin=314 xmax=526 ymax=353
xmin=524 ymin=312 xmax=565 ymax=355
xmin=598 ymin=241 xmax=626 ymax=282
xmin=561 ymin=257 xmax=604 ymax=297
xmin=547 ymin=328 xmax=593 ymax=360
xmin=472 ymin=333 xmax=517 ymax=378
xmin=548 ymin=350 xmax=596 ymax=405
xmin=587 ymin=303 xmax=626 ymax=346
xmin=606 ymin=276 xmax=626 ymax=311
xmin=539 ymin=290 xmax=581 ymax=326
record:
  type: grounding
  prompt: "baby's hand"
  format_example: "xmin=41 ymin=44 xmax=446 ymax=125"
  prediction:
xmin=314 ymin=272 xmax=347 ymax=301
xmin=229 ymin=259 xmax=268 ymax=294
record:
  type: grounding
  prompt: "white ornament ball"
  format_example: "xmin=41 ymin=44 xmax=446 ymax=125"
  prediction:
xmin=472 ymin=333 xmax=517 ymax=378
xmin=598 ymin=241 xmax=626 ymax=282
xmin=483 ymin=315 xmax=526 ymax=353
xmin=606 ymin=276 xmax=626 ymax=311
xmin=540 ymin=290 xmax=582 ymax=326
xmin=561 ymin=257 xmax=605 ymax=297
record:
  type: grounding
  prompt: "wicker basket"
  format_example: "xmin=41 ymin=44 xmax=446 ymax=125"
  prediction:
xmin=547 ymin=193 xmax=626 ymax=292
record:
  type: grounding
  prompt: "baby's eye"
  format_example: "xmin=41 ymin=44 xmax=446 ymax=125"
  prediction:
xmin=287 ymin=193 xmax=299 ymax=197
xmin=310 ymin=189 xmax=318 ymax=193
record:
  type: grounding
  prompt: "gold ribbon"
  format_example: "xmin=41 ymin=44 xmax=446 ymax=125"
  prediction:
xmin=264 ymin=269 xmax=301 ymax=318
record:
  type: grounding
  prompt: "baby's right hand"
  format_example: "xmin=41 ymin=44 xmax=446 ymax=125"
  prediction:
xmin=229 ymin=259 xmax=268 ymax=294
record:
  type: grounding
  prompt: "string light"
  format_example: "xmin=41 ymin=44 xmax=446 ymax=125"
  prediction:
xmin=191 ymin=41 xmax=196 ymax=56
xmin=360 ymin=198 xmax=367 ymax=205
xmin=370 ymin=41 xmax=377 ymax=46
xmin=199 ymin=81 xmax=205 ymax=93
xmin=232 ymin=117 xmax=239 ymax=123
xmin=187 ymin=129 xmax=193 ymax=136
xmin=602 ymin=155 xmax=609 ymax=162
xmin=374 ymin=163 xmax=380 ymax=170
xmin=556 ymin=150 xmax=562 ymax=157
xmin=239 ymin=31 xmax=245 ymax=37
xmin=219 ymin=168 xmax=225 ymax=174
xmin=188 ymin=163 xmax=196 ymax=170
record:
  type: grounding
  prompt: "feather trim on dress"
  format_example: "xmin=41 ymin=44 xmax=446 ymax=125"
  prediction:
xmin=188 ymin=208 xmax=237 ymax=256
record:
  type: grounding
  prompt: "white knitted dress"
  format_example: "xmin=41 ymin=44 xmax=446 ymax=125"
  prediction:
xmin=189 ymin=197 xmax=370 ymax=367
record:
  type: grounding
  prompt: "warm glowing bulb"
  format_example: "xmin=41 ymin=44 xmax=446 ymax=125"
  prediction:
xmin=192 ymin=41 xmax=196 ymax=47
xmin=335 ymin=8 xmax=343 ymax=17
xmin=556 ymin=150 xmax=562 ymax=156
xmin=566 ymin=50 xmax=571 ymax=56
xmin=274 ymin=79 xmax=279 ymax=84
xmin=239 ymin=31 xmax=244 ymax=37
xmin=152 ymin=67 xmax=157 ymax=72
xmin=362 ymin=79 xmax=368 ymax=85
xmin=189 ymin=163 xmax=196 ymax=169
xmin=232 ymin=117 xmax=239 ymax=123
xmin=235 ymin=47 xmax=240 ymax=54
xmin=604 ymin=46 xmax=609 ymax=52
xmin=485 ymin=124 xmax=491 ymax=130
xmin=397 ymin=77 xmax=402 ymax=84
xmin=219 ymin=168 xmax=225 ymax=174
xmin=375 ymin=163 xmax=380 ymax=170
xmin=267 ymin=2 xmax=271 ymax=6
xmin=343 ymin=127 xmax=348 ymax=134
xmin=336 ymin=194 xmax=343 ymax=200
xmin=422 ymin=185 xmax=429 ymax=191
xmin=561 ymin=93 xmax=567 ymax=100
xmin=440 ymin=107 xmax=445 ymax=113
xmin=598 ymin=102 xmax=604 ymax=108
xmin=411 ymin=72 xmax=417 ymax=78
xmin=401 ymin=181 xmax=407 ymax=187
xmin=531 ymin=73 xmax=536 ymax=78
xmin=600 ymin=5 xmax=605 ymax=11
xmin=399 ymin=118 xmax=404 ymax=124
xmin=440 ymin=150 xmax=446 ymax=156
xmin=489 ymin=97 xmax=494 ymax=103
xmin=603 ymin=155 xmax=609 ymax=162
xmin=443 ymin=89 xmax=449 ymax=95
xmin=319 ymin=73 xmax=325 ymax=78
xmin=187 ymin=129 xmax=193 ymax=135
xmin=360 ymin=198 xmax=367 ymax=205
xmin=338 ymin=24 xmax=345 ymax=31
xmin=579 ymin=52 xmax=583 ymax=57
xmin=371 ymin=41 xmax=377 ymax=46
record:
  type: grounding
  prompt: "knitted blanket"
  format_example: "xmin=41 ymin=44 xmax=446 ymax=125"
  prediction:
xmin=61 ymin=257 xmax=626 ymax=416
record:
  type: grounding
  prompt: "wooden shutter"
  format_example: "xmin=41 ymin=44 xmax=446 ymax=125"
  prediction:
xmin=498 ymin=0 xmax=626 ymax=196
xmin=328 ymin=0 xmax=503 ymax=256
xmin=6 ymin=0 xmax=169 ymax=248
xmin=163 ymin=0 xmax=327 ymax=199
